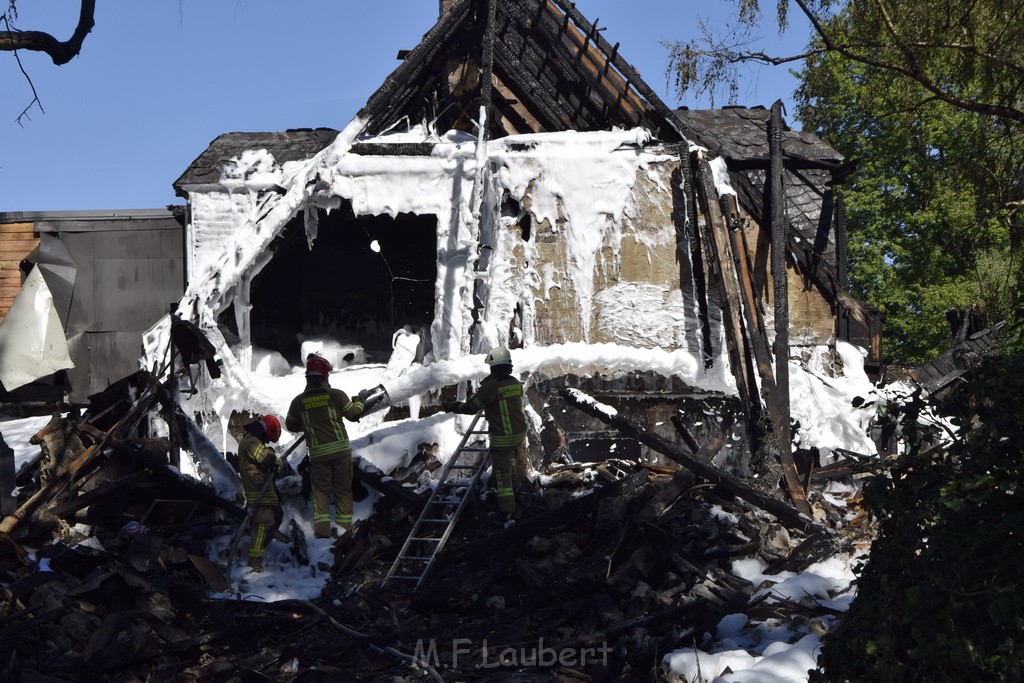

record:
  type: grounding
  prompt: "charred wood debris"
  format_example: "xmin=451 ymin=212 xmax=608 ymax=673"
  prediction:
xmin=0 ymin=362 xmax=877 ymax=682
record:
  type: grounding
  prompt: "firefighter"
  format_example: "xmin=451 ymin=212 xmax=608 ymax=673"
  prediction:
xmin=285 ymin=353 xmax=365 ymax=539
xmin=239 ymin=414 xmax=283 ymax=571
xmin=441 ymin=346 xmax=529 ymax=520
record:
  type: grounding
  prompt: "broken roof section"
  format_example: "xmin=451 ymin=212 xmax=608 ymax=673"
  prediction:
xmin=173 ymin=129 xmax=340 ymax=196
xmin=359 ymin=0 xmax=686 ymax=140
xmin=675 ymin=107 xmax=870 ymax=341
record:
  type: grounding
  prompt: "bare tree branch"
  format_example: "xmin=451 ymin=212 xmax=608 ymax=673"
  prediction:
xmin=669 ymin=0 xmax=1024 ymax=124
xmin=791 ymin=0 xmax=1024 ymax=123
xmin=0 ymin=0 xmax=96 ymax=65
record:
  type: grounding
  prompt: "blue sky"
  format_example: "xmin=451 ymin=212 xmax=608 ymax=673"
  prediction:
xmin=1 ymin=1 xmax=807 ymax=212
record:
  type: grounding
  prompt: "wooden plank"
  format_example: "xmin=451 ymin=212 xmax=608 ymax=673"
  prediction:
xmin=0 ymin=239 xmax=39 ymax=253
xmin=730 ymin=202 xmax=809 ymax=516
xmin=0 ymin=260 xmax=26 ymax=271
xmin=694 ymin=156 xmax=756 ymax=421
xmin=0 ymin=286 xmax=24 ymax=300
xmin=0 ymin=232 xmax=40 ymax=241
xmin=0 ymin=223 xmax=35 ymax=234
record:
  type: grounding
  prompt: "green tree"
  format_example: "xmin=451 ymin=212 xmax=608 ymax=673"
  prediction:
xmin=797 ymin=47 xmax=1024 ymax=360
xmin=667 ymin=0 xmax=1024 ymax=362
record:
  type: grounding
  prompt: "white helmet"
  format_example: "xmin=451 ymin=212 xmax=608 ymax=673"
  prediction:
xmin=485 ymin=346 xmax=512 ymax=366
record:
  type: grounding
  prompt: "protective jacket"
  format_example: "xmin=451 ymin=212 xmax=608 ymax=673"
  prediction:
xmin=239 ymin=433 xmax=279 ymax=505
xmin=285 ymin=385 xmax=364 ymax=461
xmin=452 ymin=373 xmax=527 ymax=447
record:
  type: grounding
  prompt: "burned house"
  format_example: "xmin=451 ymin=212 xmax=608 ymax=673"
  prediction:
xmin=161 ymin=0 xmax=876 ymax=493
xmin=0 ymin=5 xmax=884 ymax=678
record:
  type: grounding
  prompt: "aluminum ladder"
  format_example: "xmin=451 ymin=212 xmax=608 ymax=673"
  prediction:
xmin=383 ymin=411 xmax=490 ymax=590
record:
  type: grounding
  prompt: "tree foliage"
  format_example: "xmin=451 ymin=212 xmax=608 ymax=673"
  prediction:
xmin=797 ymin=45 xmax=1024 ymax=360
xmin=667 ymin=0 xmax=1024 ymax=361
xmin=811 ymin=340 xmax=1024 ymax=680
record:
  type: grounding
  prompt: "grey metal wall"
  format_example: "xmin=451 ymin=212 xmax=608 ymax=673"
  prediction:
xmin=31 ymin=211 xmax=185 ymax=403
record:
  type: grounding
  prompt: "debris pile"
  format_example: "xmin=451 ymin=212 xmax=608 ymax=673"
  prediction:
xmin=0 ymin=374 xmax=874 ymax=681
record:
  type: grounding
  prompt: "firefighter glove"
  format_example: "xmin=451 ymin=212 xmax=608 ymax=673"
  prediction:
xmin=441 ymin=401 xmax=460 ymax=413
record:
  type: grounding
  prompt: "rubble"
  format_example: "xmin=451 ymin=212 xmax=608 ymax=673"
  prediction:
xmin=0 ymin=375 xmax=872 ymax=681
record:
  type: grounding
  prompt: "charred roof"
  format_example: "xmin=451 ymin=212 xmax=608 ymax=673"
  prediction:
xmin=357 ymin=0 xmax=686 ymax=140
xmin=173 ymin=129 xmax=340 ymax=195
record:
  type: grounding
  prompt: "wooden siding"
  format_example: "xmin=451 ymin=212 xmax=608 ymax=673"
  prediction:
xmin=0 ymin=222 xmax=38 ymax=319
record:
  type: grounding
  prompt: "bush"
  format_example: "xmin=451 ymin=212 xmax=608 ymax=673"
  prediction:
xmin=812 ymin=340 xmax=1024 ymax=681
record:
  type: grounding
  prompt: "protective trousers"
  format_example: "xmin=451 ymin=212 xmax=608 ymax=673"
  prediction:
xmin=490 ymin=441 xmax=527 ymax=514
xmin=310 ymin=453 xmax=353 ymax=538
xmin=248 ymin=504 xmax=277 ymax=567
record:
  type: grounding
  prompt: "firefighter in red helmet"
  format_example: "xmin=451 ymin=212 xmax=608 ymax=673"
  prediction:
xmin=239 ymin=414 xmax=283 ymax=571
xmin=286 ymin=353 xmax=365 ymax=538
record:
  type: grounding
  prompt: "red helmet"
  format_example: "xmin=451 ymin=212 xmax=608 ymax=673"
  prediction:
xmin=259 ymin=415 xmax=282 ymax=443
xmin=305 ymin=353 xmax=333 ymax=377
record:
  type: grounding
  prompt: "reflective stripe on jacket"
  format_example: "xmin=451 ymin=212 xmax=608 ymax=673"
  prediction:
xmin=239 ymin=433 xmax=278 ymax=505
xmin=285 ymin=386 xmax=364 ymax=461
xmin=457 ymin=375 xmax=526 ymax=448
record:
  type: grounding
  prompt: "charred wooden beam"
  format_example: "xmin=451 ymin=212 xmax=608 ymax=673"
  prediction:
xmin=491 ymin=40 xmax=571 ymax=130
xmin=50 ymin=469 xmax=150 ymax=519
xmin=560 ymin=388 xmax=825 ymax=535
xmin=360 ymin=0 xmax=476 ymax=134
xmin=669 ymin=414 xmax=703 ymax=455
xmin=725 ymin=192 xmax=809 ymax=515
xmin=677 ymin=147 xmax=714 ymax=368
xmin=835 ymin=191 xmax=848 ymax=291
xmin=767 ymin=101 xmax=807 ymax=515
xmin=547 ymin=0 xmax=686 ymax=141
xmin=355 ymin=460 xmax=430 ymax=515
xmin=693 ymin=155 xmax=756 ymax=426
xmin=480 ymin=0 xmax=496 ymax=121
xmin=0 ymin=434 xmax=13 ymax=517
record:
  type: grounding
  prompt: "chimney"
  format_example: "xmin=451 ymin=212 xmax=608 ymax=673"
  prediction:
xmin=440 ymin=0 xmax=455 ymax=15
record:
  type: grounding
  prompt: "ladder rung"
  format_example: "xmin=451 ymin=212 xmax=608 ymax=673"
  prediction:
xmin=385 ymin=412 xmax=489 ymax=590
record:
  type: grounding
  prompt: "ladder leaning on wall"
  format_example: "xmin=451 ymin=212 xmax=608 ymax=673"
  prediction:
xmin=383 ymin=411 xmax=490 ymax=590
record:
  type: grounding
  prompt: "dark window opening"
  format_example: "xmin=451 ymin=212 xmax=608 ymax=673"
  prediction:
xmin=248 ymin=207 xmax=437 ymax=362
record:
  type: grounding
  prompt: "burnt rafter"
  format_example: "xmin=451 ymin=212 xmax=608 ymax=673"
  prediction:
xmin=360 ymin=0 xmax=478 ymax=134
xmin=491 ymin=49 xmax=569 ymax=131
xmin=497 ymin=4 xmax=597 ymax=122
xmin=545 ymin=0 xmax=684 ymax=140
xmin=503 ymin=0 xmax=645 ymax=131
xmin=358 ymin=0 xmax=686 ymax=139
xmin=524 ymin=4 xmax=644 ymax=124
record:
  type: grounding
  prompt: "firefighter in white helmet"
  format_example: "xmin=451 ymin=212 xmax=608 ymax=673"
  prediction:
xmin=442 ymin=346 xmax=528 ymax=520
